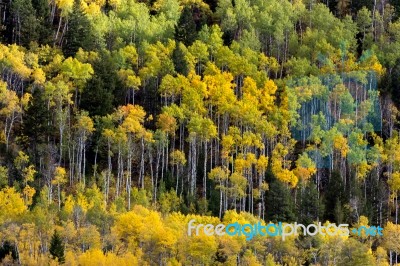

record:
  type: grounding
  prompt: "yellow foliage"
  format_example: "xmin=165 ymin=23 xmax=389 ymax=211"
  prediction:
xmin=82 ymin=2 xmax=102 ymax=16
xmin=76 ymin=112 xmax=95 ymax=134
xmin=113 ymin=205 xmax=177 ymax=253
xmin=217 ymin=234 xmax=243 ymax=264
xmin=256 ymin=155 xmax=269 ymax=173
xmin=157 ymin=112 xmax=177 ymax=134
xmin=118 ymin=104 xmax=147 ymax=135
xmin=356 ymin=161 xmax=371 ymax=180
xmin=185 ymin=234 xmax=218 ymax=265
xmin=52 ymin=166 xmax=67 ymax=186
xmin=56 ymin=0 xmax=74 ymax=16
xmin=234 ymin=157 xmax=246 ymax=174
xmin=0 ymin=82 xmax=22 ymax=118
xmin=76 ymin=192 xmax=90 ymax=212
xmin=169 ymin=150 xmax=187 ymax=166
xmin=277 ymin=169 xmax=298 ymax=188
xmin=20 ymin=93 xmax=32 ymax=111
xmin=118 ymin=69 xmax=141 ymax=89
xmin=107 ymin=0 xmax=120 ymax=8
xmin=242 ymin=250 xmax=262 ymax=265
xmin=221 ymin=134 xmax=234 ymax=160
xmin=0 ymin=187 xmax=27 ymax=224
xmin=0 ymin=44 xmax=32 ymax=78
xmin=375 ymin=246 xmax=389 ymax=266
xmin=388 ymin=172 xmax=400 ymax=192
xmin=229 ymin=172 xmax=247 ymax=198
xmin=77 ymin=249 xmax=106 ymax=266
xmin=23 ymin=185 xmax=35 ymax=206
xmin=64 ymin=251 xmax=78 ymax=266
xmin=31 ymin=68 xmax=46 ymax=84
xmin=333 ymin=134 xmax=349 ymax=157
xmin=294 ymin=153 xmax=317 ymax=182
xmin=23 ymin=165 xmax=36 ymax=184
xmin=383 ymin=222 xmax=400 ymax=253
xmin=78 ymin=225 xmax=102 ymax=250
xmin=64 ymin=195 xmax=75 ymax=215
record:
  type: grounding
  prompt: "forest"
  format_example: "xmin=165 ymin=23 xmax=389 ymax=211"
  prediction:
xmin=1 ymin=0 xmax=400 ymax=265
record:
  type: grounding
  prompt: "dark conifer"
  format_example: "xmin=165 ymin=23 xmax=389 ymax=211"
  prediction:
xmin=49 ymin=230 xmax=65 ymax=263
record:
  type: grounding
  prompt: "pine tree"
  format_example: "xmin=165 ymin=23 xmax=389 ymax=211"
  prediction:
xmin=174 ymin=7 xmax=197 ymax=46
xmin=31 ymin=0 xmax=53 ymax=45
xmin=6 ymin=0 xmax=39 ymax=45
xmin=49 ymin=230 xmax=65 ymax=263
xmin=172 ymin=42 xmax=190 ymax=75
xmin=62 ymin=0 xmax=95 ymax=57
xmin=20 ymin=88 xmax=52 ymax=164
xmin=324 ymin=171 xmax=346 ymax=223
xmin=266 ymin=180 xmax=296 ymax=222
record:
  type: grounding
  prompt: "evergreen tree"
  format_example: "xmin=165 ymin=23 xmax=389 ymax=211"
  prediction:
xmin=80 ymin=53 xmax=119 ymax=116
xmin=174 ymin=7 xmax=197 ymax=46
xmin=3 ymin=0 xmax=39 ymax=46
xmin=266 ymin=180 xmax=296 ymax=222
xmin=298 ymin=182 xmax=324 ymax=224
xmin=324 ymin=171 xmax=346 ymax=222
xmin=387 ymin=58 xmax=400 ymax=108
xmin=172 ymin=42 xmax=190 ymax=75
xmin=62 ymin=0 xmax=95 ymax=57
xmin=49 ymin=230 xmax=65 ymax=263
xmin=20 ymin=88 xmax=52 ymax=166
xmin=31 ymin=0 xmax=53 ymax=45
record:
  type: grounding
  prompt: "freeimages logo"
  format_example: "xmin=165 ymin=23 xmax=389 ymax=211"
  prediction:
xmin=187 ymin=219 xmax=383 ymax=241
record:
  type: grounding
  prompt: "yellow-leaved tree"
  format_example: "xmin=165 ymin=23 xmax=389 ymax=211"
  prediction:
xmin=0 ymin=187 xmax=26 ymax=225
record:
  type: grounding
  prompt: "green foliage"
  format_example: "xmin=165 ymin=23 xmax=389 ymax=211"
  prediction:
xmin=175 ymin=7 xmax=197 ymax=46
xmin=159 ymin=189 xmax=181 ymax=214
xmin=266 ymin=180 xmax=296 ymax=222
xmin=298 ymin=182 xmax=324 ymax=224
xmin=49 ymin=230 xmax=65 ymax=263
xmin=0 ymin=0 xmax=399 ymax=264
xmin=8 ymin=0 xmax=39 ymax=46
xmin=324 ymin=171 xmax=347 ymax=222
xmin=63 ymin=1 xmax=96 ymax=57
xmin=0 ymin=166 xmax=7 ymax=188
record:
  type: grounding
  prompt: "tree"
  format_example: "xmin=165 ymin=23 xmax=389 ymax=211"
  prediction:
xmin=208 ymin=166 xmax=230 ymax=218
xmin=383 ymin=222 xmax=400 ymax=265
xmin=5 ymin=0 xmax=39 ymax=46
xmin=20 ymin=88 xmax=52 ymax=164
xmin=336 ymin=0 xmax=350 ymax=17
xmin=49 ymin=230 xmax=65 ymax=263
xmin=294 ymin=153 xmax=317 ymax=182
xmin=62 ymin=0 xmax=96 ymax=57
xmin=73 ymin=111 xmax=95 ymax=186
xmin=174 ymin=7 xmax=197 ymax=46
xmin=298 ymin=182 xmax=324 ymax=224
xmin=80 ymin=72 xmax=115 ymax=116
xmin=52 ymin=167 xmax=67 ymax=210
xmin=0 ymin=241 xmax=19 ymax=263
xmin=324 ymin=171 xmax=346 ymax=223
xmin=0 ymin=81 xmax=24 ymax=151
xmin=188 ymin=40 xmax=209 ymax=75
xmin=356 ymin=7 xmax=373 ymax=50
xmin=170 ymin=149 xmax=186 ymax=193
xmin=266 ymin=180 xmax=296 ymax=222
xmin=31 ymin=0 xmax=53 ymax=44
xmin=14 ymin=151 xmax=36 ymax=189
xmin=0 ymin=187 xmax=26 ymax=225
xmin=172 ymin=42 xmax=192 ymax=75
